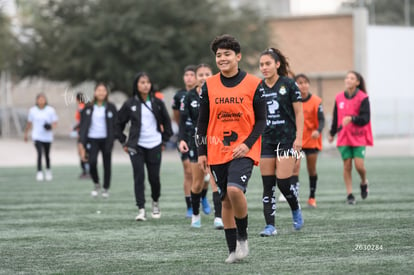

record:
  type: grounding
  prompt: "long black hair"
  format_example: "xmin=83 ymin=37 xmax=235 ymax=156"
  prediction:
xmin=260 ymin=47 xmax=291 ymax=77
xmin=348 ymin=71 xmax=367 ymax=94
xmin=132 ymin=72 xmax=155 ymax=100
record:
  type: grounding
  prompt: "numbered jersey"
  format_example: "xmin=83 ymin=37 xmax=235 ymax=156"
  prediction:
xmin=261 ymin=76 xmax=302 ymax=145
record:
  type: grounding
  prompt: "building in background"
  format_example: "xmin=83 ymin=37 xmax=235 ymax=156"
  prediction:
xmin=233 ymin=0 xmax=414 ymax=137
xmin=2 ymin=0 xmax=413 ymax=137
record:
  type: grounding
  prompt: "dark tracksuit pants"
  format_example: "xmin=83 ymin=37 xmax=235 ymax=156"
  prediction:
xmin=34 ymin=141 xmax=51 ymax=171
xmin=88 ymin=138 xmax=112 ymax=190
xmin=129 ymin=144 xmax=162 ymax=209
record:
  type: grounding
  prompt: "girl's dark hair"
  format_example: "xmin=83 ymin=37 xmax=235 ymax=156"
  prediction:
xmin=132 ymin=72 xmax=155 ymax=100
xmin=295 ymin=73 xmax=310 ymax=83
xmin=35 ymin=93 xmax=48 ymax=106
xmin=348 ymin=71 xmax=367 ymax=94
xmin=260 ymin=48 xmax=291 ymax=77
xmin=195 ymin=63 xmax=212 ymax=74
xmin=76 ymin=92 xmax=87 ymax=103
xmin=93 ymin=82 xmax=109 ymax=102
xmin=210 ymin=34 xmax=241 ymax=54
xmin=184 ymin=65 xmax=196 ymax=74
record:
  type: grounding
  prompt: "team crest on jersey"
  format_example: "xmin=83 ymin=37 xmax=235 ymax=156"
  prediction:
xmin=107 ymin=111 xmax=113 ymax=118
xmin=190 ymin=100 xmax=198 ymax=108
xmin=339 ymin=102 xmax=345 ymax=109
xmin=279 ymin=86 xmax=287 ymax=95
xmin=86 ymin=109 xmax=91 ymax=115
xmin=131 ymin=105 xmax=137 ymax=112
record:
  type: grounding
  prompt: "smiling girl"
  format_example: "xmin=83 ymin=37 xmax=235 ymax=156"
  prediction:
xmin=328 ymin=71 xmax=373 ymax=205
xmin=258 ymin=48 xmax=304 ymax=237
xmin=117 ymin=72 xmax=172 ymax=221
xmin=179 ymin=63 xmax=224 ymax=230
xmin=79 ymin=83 xmax=118 ymax=198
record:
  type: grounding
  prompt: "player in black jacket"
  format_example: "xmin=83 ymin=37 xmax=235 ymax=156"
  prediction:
xmin=78 ymin=83 xmax=118 ymax=198
xmin=117 ymin=72 xmax=173 ymax=221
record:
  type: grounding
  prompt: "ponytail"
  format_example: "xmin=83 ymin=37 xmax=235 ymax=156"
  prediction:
xmin=349 ymin=71 xmax=367 ymax=94
xmin=260 ymin=48 xmax=291 ymax=77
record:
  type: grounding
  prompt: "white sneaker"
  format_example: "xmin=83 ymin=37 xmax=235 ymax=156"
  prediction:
xmin=214 ymin=217 xmax=224 ymax=229
xmin=225 ymin=252 xmax=238 ymax=264
xmin=102 ymin=189 xmax=109 ymax=198
xmin=191 ymin=214 xmax=201 ymax=228
xmin=278 ymin=193 xmax=287 ymax=202
xmin=36 ymin=171 xmax=44 ymax=181
xmin=135 ymin=208 xmax=146 ymax=221
xmin=235 ymin=240 xmax=249 ymax=260
xmin=45 ymin=169 xmax=52 ymax=181
xmin=91 ymin=184 xmax=100 ymax=198
xmin=151 ymin=201 xmax=161 ymax=219
xmin=204 ymin=173 xmax=210 ymax=183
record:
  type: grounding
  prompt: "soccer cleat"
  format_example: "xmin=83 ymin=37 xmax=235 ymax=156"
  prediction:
xmin=292 ymin=208 xmax=304 ymax=230
xmin=45 ymin=170 xmax=53 ymax=181
xmin=36 ymin=171 xmax=44 ymax=181
xmin=135 ymin=208 xmax=146 ymax=221
xmin=278 ymin=193 xmax=287 ymax=202
xmin=259 ymin=224 xmax=277 ymax=237
xmin=347 ymin=193 xmax=356 ymax=205
xmin=186 ymin=207 xmax=193 ymax=218
xmin=225 ymin=252 xmax=238 ymax=264
xmin=101 ymin=189 xmax=109 ymax=198
xmin=191 ymin=214 xmax=201 ymax=228
xmin=151 ymin=201 xmax=161 ymax=219
xmin=235 ymin=240 xmax=249 ymax=260
xmin=307 ymin=198 xmax=317 ymax=208
xmin=213 ymin=217 xmax=224 ymax=230
xmin=201 ymin=197 xmax=211 ymax=215
xmin=360 ymin=181 xmax=369 ymax=199
xmin=91 ymin=184 xmax=100 ymax=198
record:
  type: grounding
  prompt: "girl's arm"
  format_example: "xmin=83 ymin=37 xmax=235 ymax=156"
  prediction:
xmin=24 ymin=122 xmax=32 ymax=142
xmin=293 ymin=102 xmax=304 ymax=151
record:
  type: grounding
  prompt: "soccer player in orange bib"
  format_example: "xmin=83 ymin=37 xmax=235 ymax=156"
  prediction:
xmin=292 ymin=74 xmax=325 ymax=208
xmin=196 ymin=34 xmax=266 ymax=263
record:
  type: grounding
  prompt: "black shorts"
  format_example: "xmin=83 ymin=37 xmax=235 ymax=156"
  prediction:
xmin=302 ymin=148 xmax=319 ymax=155
xmin=177 ymin=146 xmax=189 ymax=161
xmin=261 ymin=142 xmax=296 ymax=158
xmin=188 ymin=145 xmax=198 ymax=163
xmin=210 ymin=158 xmax=254 ymax=200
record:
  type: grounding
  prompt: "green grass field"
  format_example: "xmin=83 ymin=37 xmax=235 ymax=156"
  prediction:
xmin=1 ymin=155 xmax=413 ymax=274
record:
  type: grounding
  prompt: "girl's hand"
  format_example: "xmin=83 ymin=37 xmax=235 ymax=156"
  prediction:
xmin=328 ymin=135 xmax=334 ymax=143
xmin=232 ymin=143 xmax=249 ymax=159
xmin=198 ymin=155 xmax=208 ymax=173
xmin=311 ymin=130 xmax=320 ymax=139
xmin=179 ymin=140 xmax=189 ymax=153
xmin=292 ymin=137 xmax=302 ymax=153
xmin=342 ymin=116 xmax=352 ymax=127
xmin=79 ymin=144 xmax=87 ymax=162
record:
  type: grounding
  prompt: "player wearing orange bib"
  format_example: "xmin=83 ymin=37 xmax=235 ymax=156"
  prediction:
xmin=196 ymin=35 xmax=266 ymax=263
xmin=292 ymin=74 xmax=325 ymax=208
